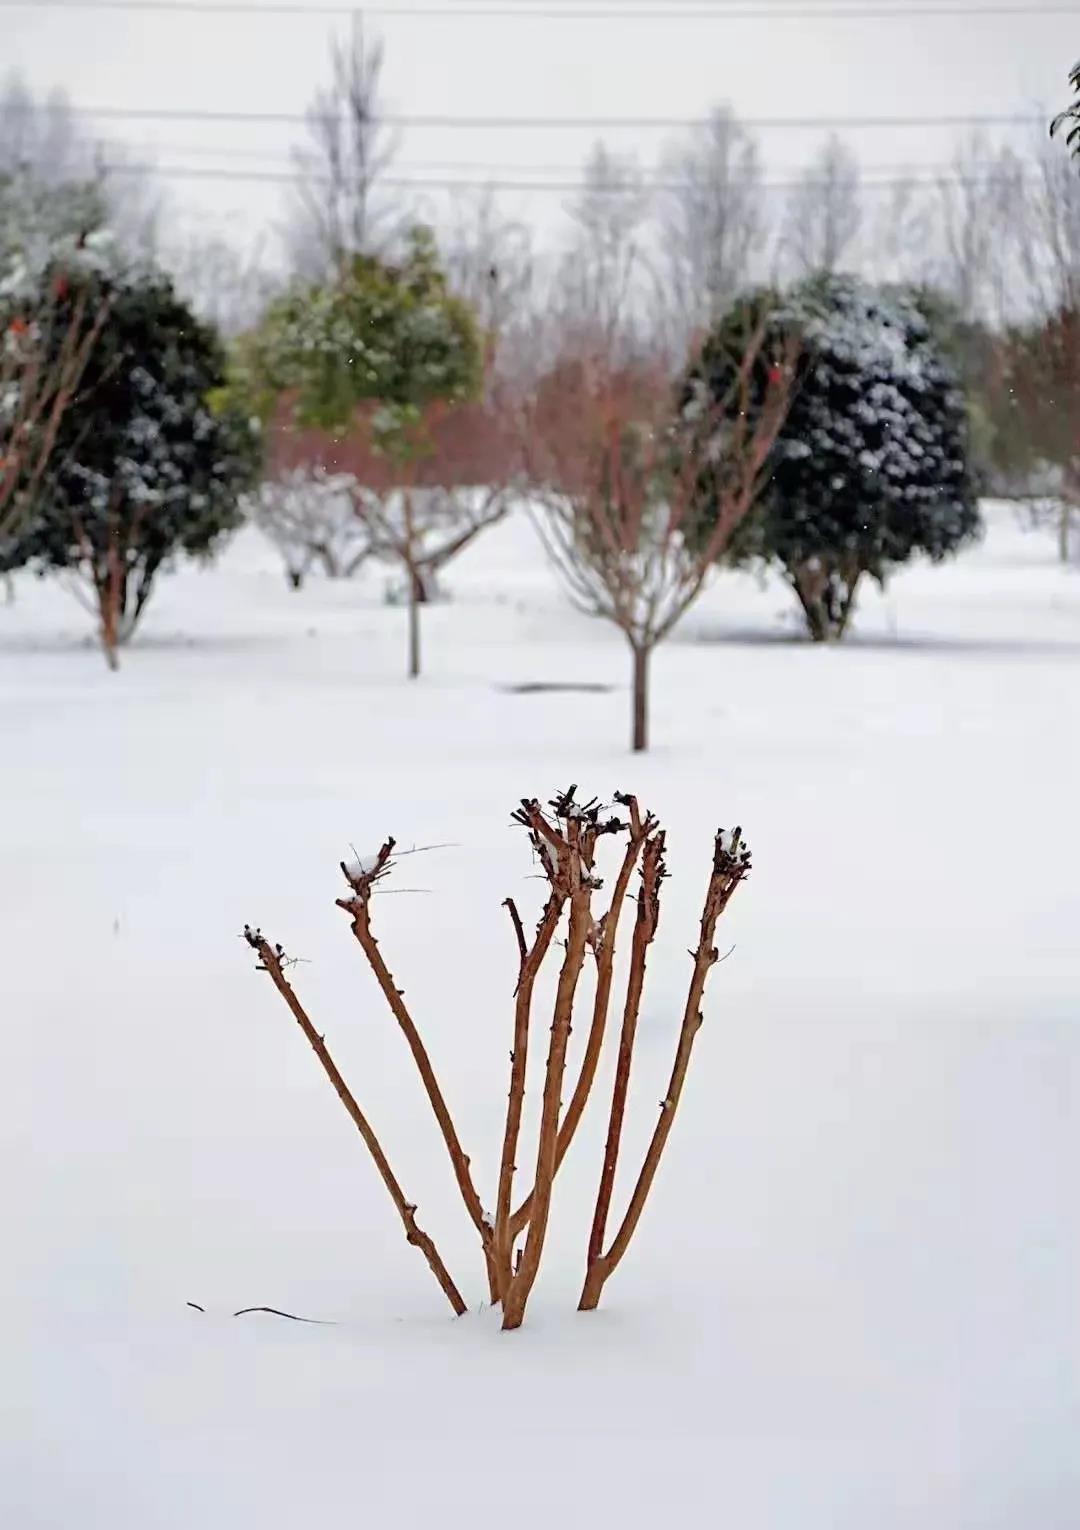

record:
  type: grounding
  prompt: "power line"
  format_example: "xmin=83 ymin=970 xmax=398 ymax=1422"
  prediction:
xmin=99 ymin=159 xmax=1040 ymax=192
xmin=91 ymin=137 xmax=1032 ymax=178
xmin=1 ymin=0 xmax=1074 ymax=14
xmin=50 ymin=103 xmax=1050 ymax=130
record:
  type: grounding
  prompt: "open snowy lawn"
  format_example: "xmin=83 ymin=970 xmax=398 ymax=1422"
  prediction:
xmin=2 ymin=503 xmax=1077 ymax=1528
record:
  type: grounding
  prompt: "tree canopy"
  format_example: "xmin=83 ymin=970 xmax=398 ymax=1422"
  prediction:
xmin=687 ymin=274 xmax=979 ymax=640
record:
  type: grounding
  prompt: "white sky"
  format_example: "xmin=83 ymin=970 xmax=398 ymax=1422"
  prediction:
xmin=2 ymin=0 xmax=1075 ymax=260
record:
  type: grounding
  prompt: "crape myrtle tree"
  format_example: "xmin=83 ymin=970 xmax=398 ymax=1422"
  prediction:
xmin=0 ymin=246 xmax=112 ymax=551
xmin=992 ymin=307 xmax=1080 ymax=561
xmin=523 ymin=316 xmax=797 ymax=753
xmin=1 ymin=258 xmax=260 ymax=668
xmin=689 ymin=274 xmax=979 ymax=642
xmin=236 ymin=225 xmax=493 ymax=678
xmin=247 ymin=465 xmax=367 ymax=589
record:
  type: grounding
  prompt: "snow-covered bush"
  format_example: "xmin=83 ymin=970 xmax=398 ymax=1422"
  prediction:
xmin=247 ymin=466 xmax=365 ymax=588
xmin=688 ymin=275 xmax=980 ymax=641
xmin=1 ymin=261 xmax=260 ymax=667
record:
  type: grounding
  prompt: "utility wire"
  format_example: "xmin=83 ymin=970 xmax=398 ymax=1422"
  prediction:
xmin=0 ymin=0 xmax=1074 ymax=16
xmin=90 ymin=138 xmax=1035 ymax=176
xmin=99 ymin=159 xmax=1040 ymax=191
xmin=42 ymin=103 xmax=1050 ymax=130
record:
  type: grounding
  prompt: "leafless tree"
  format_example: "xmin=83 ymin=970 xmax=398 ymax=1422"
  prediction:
xmin=869 ymin=176 xmax=936 ymax=287
xmin=1016 ymin=138 xmax=1080 ymax=318
xmin=933 ymin=136 xmax=1026 ymax=324
xmin=655 ymin=107 xmax=765 ymax=361
xmin=247 ymin=466 xmax=368 ymax=588
xmin=166 ymin=231 xmax=280 ymax=338
xmin=522 ymin=326 xmax=797 ymax=753
xmin=0 ymin=73 xmax=159 ymax=259
xmin=444 ymin=188 xmax=534 ymax=381
xmin=557 ymin=142 xmax=651 ymax=359
xmin=354 ymin=478 xmax=510 ymax=678
xmin=285 ymin=19 xmax=401 ymax=277
xmin=780 ymin=136 xmax=862 ymax=279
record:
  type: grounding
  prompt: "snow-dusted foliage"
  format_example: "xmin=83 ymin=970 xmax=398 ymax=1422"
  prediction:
xmin=1 ymin=260 xmax=260 ymax=663
xmin=234 ymin=225 xmax=481 ymax=440
xmin=247 ymin=467 xmax=366 ymax=588
xmin=689 ymin=274 xmax=980 ymax=640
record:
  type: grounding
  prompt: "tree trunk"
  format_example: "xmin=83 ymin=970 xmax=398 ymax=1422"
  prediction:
xmin=835 ymin=571 xmax=861 ymax=639
xmin=790 ymin=565 xmax=831 ymax=643
xmin=1059 ymin=501 xmax=1072 ymax=564
xmin=407 ymin=562 xmax=421 ymax=679
xmin=631 ymin=643 xmax=649 ymax=753
xmin=100 ymin=596 xmax=120 ymax=671
xmin=790 ymin=561 xmax=861 ymax=643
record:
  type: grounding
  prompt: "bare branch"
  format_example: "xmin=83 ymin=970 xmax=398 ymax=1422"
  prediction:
xmin=242 ymin=925 xmax=466 ymax=1316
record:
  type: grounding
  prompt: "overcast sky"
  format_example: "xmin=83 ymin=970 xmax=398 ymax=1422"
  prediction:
xmin=3 ymin=0 xmax=1075 ymax=259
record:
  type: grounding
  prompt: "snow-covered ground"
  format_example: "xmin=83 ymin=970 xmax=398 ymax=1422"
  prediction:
xmin=2 ymin=502 xmax=1077 ymax=1528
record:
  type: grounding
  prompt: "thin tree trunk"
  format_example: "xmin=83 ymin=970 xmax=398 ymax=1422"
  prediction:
xmin=407 ymin=572 xmax=421 ymax=678
xmin=99 ymin=557 xmax=121 ymax=672
xmin=790 ymin=565 xmax=829 ymax=643
xmin=835 ymin=570 xmax=861 ymax=640
xmin=631 ymin=643 xmax=649 ymax=753
xmin=1060 ymin=501 xmax=1072 ymax=564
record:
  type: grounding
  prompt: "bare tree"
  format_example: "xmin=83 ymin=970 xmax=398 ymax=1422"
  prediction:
xmin=780 ymin=136 xmax=862 ymax=279
xmin=933 ymin=136 xmax=1025 ymax=324
xmin=655 ymin=107 xmax=765 ymax=360
xmin=444 ymin=188 xmax=534 ymax=381
xmin=1017 ymin=138 xmax=1080 ymax=317
xmin=870 ymin=176 xmax=936 ymax=287
xmin=0 ymin=74 xmax=159 ymax=260
xmin=522 ymin=327 xmax=797 ymax=753
xmin=996 ymin=306 xmax=1080 ymax=561
xmin=557 ymin=142 xmax=651 ymax=359
xmin=166 ymin=231 xmax=279 ymax=338
xmin=285 ymin=19 xmax=400 ymax=277
xmin=247 ymin=466 xmax=368 ymax=588
xmin=354 ymin=478 xmax=510 ymax=678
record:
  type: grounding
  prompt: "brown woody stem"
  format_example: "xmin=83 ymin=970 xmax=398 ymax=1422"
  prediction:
xmin=508 ymin=809 xmax=649 ymax=1243
xmin=493 ymin=890 xmax=566 ymax=1300
xmin=243 ymin=928 xmax=466 ymax=1317
xmin=502 ymin=822 xmax=593 ymax=1331
xmin=585 ymin=832 xmax=665 ymax=1270
xmin=579 ymin=829 xmax=750 ymax=1313
xmin=338 ymin=882 xmax=499 ymax=1303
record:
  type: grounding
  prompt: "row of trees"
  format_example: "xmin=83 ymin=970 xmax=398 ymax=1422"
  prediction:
xmin=0 ymin=162 xmax=979 ymax=750
xmin=3 ymin=59 xmax=1076 ymax=749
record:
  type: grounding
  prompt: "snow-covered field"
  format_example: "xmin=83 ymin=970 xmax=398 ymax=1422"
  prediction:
xmin=2 ymin=502 xmax=1077 ymax=1528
